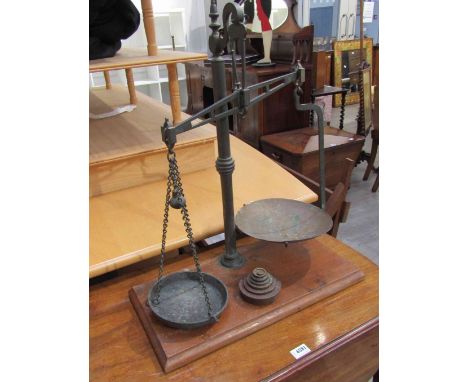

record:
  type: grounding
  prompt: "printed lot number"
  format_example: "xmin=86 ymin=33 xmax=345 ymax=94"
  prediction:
xmin=290 ymin=343 xmax=311 ymax=360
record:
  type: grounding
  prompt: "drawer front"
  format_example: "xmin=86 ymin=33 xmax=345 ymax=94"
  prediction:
xmin=261 ymin=143 xmax=300 ymax=170
xmin=301 ymin=141 xmax=364 ymax=188
xmin=261 ymin=140 xmax=364 ymax=189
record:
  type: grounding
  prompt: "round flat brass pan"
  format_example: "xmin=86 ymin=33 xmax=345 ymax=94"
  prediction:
xmin=235 ymin=198 xmax=332 ymax=243
xmin=147 ymin=272 xmax=228 ymax=329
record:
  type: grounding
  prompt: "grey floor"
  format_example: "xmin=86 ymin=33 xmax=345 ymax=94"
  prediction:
xmin=330 ymin=104 xmax=379 ymax=265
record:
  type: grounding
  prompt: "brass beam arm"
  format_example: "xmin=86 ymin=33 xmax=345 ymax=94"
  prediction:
xmin=162 ymin=65 xmax=305 ymax=149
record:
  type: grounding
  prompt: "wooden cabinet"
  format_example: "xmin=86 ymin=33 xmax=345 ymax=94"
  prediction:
xmin=261 ymin=127 xmax=365 ymax=189
xmin=313 ymin=50 xmax=334 ymax=88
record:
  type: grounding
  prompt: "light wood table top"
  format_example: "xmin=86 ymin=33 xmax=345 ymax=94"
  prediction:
xmin=90 ymin=235 xmax=379 ymax=381
xmin=90 ymin=129 xmax=317 ymax=278
xmin=89 ymin=86 xmax=216 ymax=164
xmin=89 ymin=48 xmax=207 ymax=72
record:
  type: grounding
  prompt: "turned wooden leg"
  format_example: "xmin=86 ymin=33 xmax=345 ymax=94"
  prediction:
xmin=339 ymin=92 xmax=346 ymax=129
xmin=330 ymin=211 xmax=341 ymax=238
xmin=125 ymin=68 xmax=137 ymax=105
xmin=141 ymin=0 xmax=158 ymax=56
xmin=103 ymin=71 xmax=112 ymax=89
xmin=372 ymin=171 xmax=379 ymax=192
xmin=167 ymin=63 xmax=182 ymax=124
xmin=363 ymin=138 xmax=378 ymax=181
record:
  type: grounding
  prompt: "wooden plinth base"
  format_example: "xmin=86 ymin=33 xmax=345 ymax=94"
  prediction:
xmin=129 ymin=236 xmax=364 ymax=372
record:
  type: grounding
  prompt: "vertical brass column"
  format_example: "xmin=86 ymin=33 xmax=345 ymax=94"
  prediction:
xmin=208 ymin=0 xmax=245 ymax=268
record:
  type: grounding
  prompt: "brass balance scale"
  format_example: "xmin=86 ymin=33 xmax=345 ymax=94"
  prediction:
xmin=128 ymin=1 xmax=362 ymax=372
xmin=146 ymin=0 xmax=330 ymax=329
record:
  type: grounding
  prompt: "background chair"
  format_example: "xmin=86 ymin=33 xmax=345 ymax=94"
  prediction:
xmin=277 ymin=158 xmax=355 ymax=237
xmin=363 ymin=84 xmax=379 ymax=192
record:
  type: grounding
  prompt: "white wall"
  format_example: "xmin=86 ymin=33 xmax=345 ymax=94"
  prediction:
xmin=203 ymin=0 xmax=309 ymax=41
xmin=133 ymin=0 xmax=208 ymax=52
xmin=204 ymin=0 xmax=231 ymax=39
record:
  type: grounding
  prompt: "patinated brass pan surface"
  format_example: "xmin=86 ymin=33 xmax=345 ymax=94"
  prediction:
xmin=235 ymin=198 xmax=332 ymax=243
xmin=147 ymin=272 xmax=228 ymax=329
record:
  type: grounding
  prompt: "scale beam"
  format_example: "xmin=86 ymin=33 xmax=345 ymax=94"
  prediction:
xmin=162 ymin=67 xmax=304 ymax=148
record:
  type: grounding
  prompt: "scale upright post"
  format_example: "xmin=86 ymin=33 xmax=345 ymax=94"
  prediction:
xmin=208 ymin=0 xmax=245 ymax=268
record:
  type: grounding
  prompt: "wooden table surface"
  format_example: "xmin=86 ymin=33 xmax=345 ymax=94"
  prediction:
xmin=90 ymin=235 xmax=379 ymax=381
xmin=90 ymin=128 xmax=317 ymax=277
xmin=89 ymin=86 xmax=216 ymax=164
xmin=89 ymin=48 xmax=207 ymax=72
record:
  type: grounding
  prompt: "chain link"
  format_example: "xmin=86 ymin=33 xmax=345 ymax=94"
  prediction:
xmin=153 ymin=148 xmax=216 ymax=320
xmin=152 ymin=151 xmax=175 ymax=305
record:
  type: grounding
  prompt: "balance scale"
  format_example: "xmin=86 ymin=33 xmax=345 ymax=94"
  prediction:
xmin=129 ymin=1 xmax=364 ymax=372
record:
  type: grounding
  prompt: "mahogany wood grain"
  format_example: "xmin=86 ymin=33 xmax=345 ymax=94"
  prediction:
xmin=89 ymin=235 xmax=379 ymax=381
xmin=129 ymin=236 xmax=364 ymax=372
xmin=167 ymin=63 xmax=182 ymax=123
xmin=125 ymin=68 xmax=137 ymax=105
xmin=372 ymin=45 xmax=379 ymax=86
xmin=312 ymin=51 xmax=328 ymax=89
xmin=292 ymin=25 xmax=314 ymax=65
xmin=103 ymin=71 xmax=112 ymax=89
xmin=268 ymin=318 xmax=378 ymax=382
xmin=184 ymin=62 xmax=204 ymax=113
xmin=325 ymin=50 xmax=333 ymax=86
xmin=141 ymin=0 xmax=157 ymax=56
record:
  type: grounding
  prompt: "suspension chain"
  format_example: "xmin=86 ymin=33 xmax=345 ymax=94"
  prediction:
xmin=153 ymin=147 xmax=216 ymax=320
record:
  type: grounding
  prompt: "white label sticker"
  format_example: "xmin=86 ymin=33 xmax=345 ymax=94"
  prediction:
xmin=290 ymin=344 xmax=311 ymax=360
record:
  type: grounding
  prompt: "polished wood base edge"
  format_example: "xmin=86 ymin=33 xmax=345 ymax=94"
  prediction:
xmin=128 ymin=238 xmax=365 ymax=373
xmin=129 ymin=288 xmax=168 ymax=366
xmin=129 ymin=271 xmax=364 ymax=372
xmin=265 ymin=317 xmax=379 ymax=382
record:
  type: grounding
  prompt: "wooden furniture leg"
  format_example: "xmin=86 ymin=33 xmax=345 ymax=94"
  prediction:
xmin=372 ymin=170 xmax=379 ymax=192
xmin=373 ymin=370 xmax=379 ymax=382
xmin=339 ymin=92 xmax=346 ymax=129
xmin=363 ymin=133 xmax=378 ymax=181
xmin=125 ymin=68 xmax=137 ymax=105
xmin=103 ymin=71 xmax=112 ymax=89
xmin=364 ymin=85 xmax=379 ymax=182
xmin=141 ymin=0 xmax=158 ymax=56
xmin=276 ymin=158 xmax=355 ymax=237
xmin=167 ymin=63 xmax=182 ymax=124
